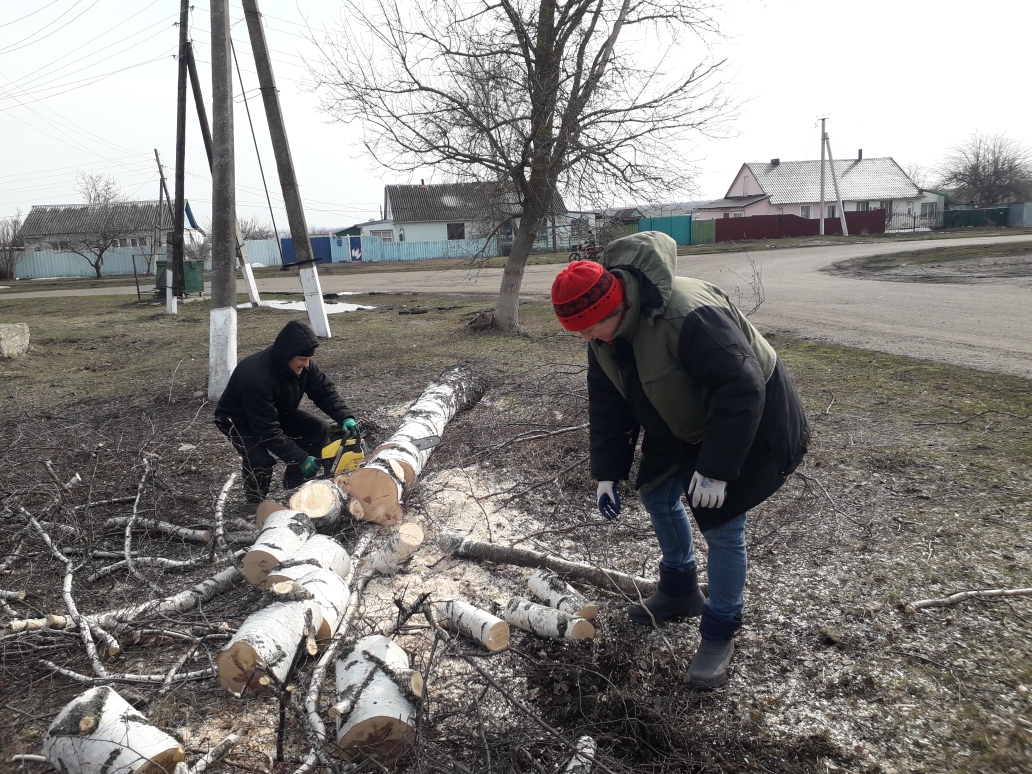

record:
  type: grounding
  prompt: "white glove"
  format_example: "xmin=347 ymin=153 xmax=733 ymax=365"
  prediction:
xmin=689 ymin=471 xmax=727 ymax=509
xmin=596 ymin=480 xmax=620 ymax=520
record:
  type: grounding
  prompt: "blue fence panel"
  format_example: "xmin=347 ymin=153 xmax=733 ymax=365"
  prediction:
xmin=639 ymin=216 xmax=692 ymax=245
xmin=359 ymin=237 xmax=498 ymax=262
xmin=280 ymin=236 xmax=333 ymax=265
xmin=243 ymin=238 xmax=281 ymax=267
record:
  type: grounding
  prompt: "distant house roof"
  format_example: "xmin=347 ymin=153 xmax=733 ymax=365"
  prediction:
xmin=601 ymin=207 xmax=644 ymax=221
xmin=640 ymin=201 xmax=714 ymax=217
xmin=19 ymin=200 xmax=173 ymax=238
xmin=695 ymin=195 xmax=769 ymax=210
xmin=385 ymin=183 xmax=566 ymax=223
xmin=735 ymin=158 xmax=919 ymax=205
xmin=334 ymin=218 xmax=391 ymax=236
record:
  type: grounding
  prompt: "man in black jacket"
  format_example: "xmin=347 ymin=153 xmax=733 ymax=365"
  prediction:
xmin=551 ymin=232 xmax=809 ymax=690
xmin=214 ymin=320 xmax=357 ymax=503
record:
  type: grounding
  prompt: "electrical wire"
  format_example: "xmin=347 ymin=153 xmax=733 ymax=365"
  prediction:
xmin=0 ymin=0 xmax=102 ymax=58
xmin=0 ymin=0 xmax=64 ymax=29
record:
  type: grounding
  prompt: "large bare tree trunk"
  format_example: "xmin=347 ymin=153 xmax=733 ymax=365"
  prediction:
xmin=495 ymin=217 xmax=541 ymax=331
xmin=43 ymin=686 xmax=185 ymax=774
xmin=338 ymin=366 xmax=487 ymax=524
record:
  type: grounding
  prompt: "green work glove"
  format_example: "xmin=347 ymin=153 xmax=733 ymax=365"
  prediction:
xmin=342 ymin=417 xmax=360 ymax=442
xmin=299 ymin=455 xmax=320 ymax=477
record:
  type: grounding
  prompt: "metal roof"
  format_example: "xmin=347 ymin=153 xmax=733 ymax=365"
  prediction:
xmin=385 ymin=183 xmax=566 ymax=223
xmin=695 ymin=195 xmax=769 ymax=210
xmin=19 ymin=200 xmax=173 ymax=238
xmin=739 ymin=158 xmax=919 ymax=205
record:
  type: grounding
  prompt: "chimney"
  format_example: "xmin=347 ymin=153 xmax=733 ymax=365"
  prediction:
xmin=419 ymin=178 xmax=428 ymax=189
xmin=858 ymin=149 xmax=863 ymax=161
xmin=770 ymin=158 xmax=780 ymax=166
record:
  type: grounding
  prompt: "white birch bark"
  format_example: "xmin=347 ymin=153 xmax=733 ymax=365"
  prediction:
xmin=563 ymin=736 xmax=597 ymax=774
xmin=43 ymin=686 xmax=185 ymax=774
xmin=363 ymin=523 xmax=425 ymax=574
xmin=528 ymin=569 xmax=598 ymax=621
xmin=334 ymin=634 xmax=418 ymax=764
xmin=435 ymin=599 xmax=509 ymax=652
xmin=218 ymin=596 xmax=322 ymax=695
xmin=242 ymin=510 xmax=315 ymax=586
xmin=289 ymin=480 xmax=346 ymax=531
xmin=263 ymin=534 xmax=351 ymax=589
xmin=268 ymin=568 xmax=350 ymax=641
xmin=337 ymin=365 xmax=487 ymax=525
xmin=503 ymin=597 xmax=595 ymax=640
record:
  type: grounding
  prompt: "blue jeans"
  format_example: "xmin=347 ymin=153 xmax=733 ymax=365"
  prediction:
xmin=639 ymin=475 xmax=747 ymax=623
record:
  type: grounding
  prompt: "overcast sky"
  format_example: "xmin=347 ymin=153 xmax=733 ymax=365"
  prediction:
xmin=1 ymin=0 xmax=1029 ymax=229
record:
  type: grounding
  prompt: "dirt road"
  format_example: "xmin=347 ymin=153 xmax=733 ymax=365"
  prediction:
xmin=7 ymin=235 xmax=1032 ymax=377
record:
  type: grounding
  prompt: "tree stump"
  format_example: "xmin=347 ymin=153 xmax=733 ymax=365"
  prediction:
xmin=43 ymin=686 xmax=185 ymax=774
xmin=334 ymin=634 xmax=419 ymax=765
xmin=242 ymin=509 xmax=315 ymax=586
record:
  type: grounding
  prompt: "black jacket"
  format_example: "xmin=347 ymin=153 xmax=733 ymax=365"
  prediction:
xmin=214 ymin=320 xmax=354 ymax=464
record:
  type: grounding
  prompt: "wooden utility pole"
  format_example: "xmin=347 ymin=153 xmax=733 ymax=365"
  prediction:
xmin=241 ymin=0 xmax=330 ymax=338
xmin=209 ymin=0 xmax=237 ymax=400
xmin=170 ymin=0 xmax=190 ymax=313
xmin=819 ymin=117 xmax=827 ymax=237
xmin=186 ymin=40 xmax=261 ymax=307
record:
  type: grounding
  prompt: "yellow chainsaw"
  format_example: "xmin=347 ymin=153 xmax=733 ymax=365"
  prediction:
xmin=320 ymin=432 xmax=441 ymax=477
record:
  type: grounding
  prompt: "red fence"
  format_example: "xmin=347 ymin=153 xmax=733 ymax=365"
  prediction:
xmin=714 ymin=210 xmax=886 ymax=242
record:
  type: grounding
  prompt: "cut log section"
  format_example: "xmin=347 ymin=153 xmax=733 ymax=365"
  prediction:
xmin=528 ymin=569 xmax=598 ymax=621
xmin=289 ymin=480 xmax=347 ymax=533
xmin=337 ymin=365 xmax=487 ymax=525
xmin=436 ymin=599 xmax=509 ymax=652
xmin=503 ymin=597 xmax=595 ymax=640
xmin=255 ymin=500 xmax=286 ymax=529
xmin=263 ymin=534 xmax=352 ymax=589
xmin=43 ymin=686 xmax=185 ymax=774
xmin=218 ymin=596 xmax=322 ymax=695
xmin=267 ymin=569 xmax=350 ymax=641
xmin=334 ymin=634 xmax=419 ymax=764
xmin=364 ymin=523 xmax=425 ymax=574
xmin=242 ymin=510 xmax=315 ymax=587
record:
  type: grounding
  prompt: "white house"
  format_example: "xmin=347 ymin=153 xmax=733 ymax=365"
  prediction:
xmin=693 ymin=155 xmax=924 ymax=221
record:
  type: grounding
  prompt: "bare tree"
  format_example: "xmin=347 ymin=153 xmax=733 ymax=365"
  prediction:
xmin=0 ymin=211 xmax=23 ymax=281
xmin=936 ymin=132 xmax=1032 ymax=206
xmin=237 ymin=214 xmax=276 ymax=240
xmin=902 ymin=162 xmax=928 ymax=190
xmin=311 ymin=0 xmax=732 ymax=330
xmin=65 ymin=172 xmax=135 ymax=279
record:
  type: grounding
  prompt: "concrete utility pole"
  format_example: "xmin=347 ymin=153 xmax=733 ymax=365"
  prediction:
xmin=209 ymin=0 xmax=237 ymax=400
xmin=186 ymin=40 xmax=261 ymax=307
xmin=170 ymin=0 xmax=190 ymax=313
xmin=824 ymin=134 xmax=849 ymax=237
xmin=241 ymin=0 xmax=331 ymax=338
xmin=154 ymin=149 xmax=176 ymax=312
xmin=819 ymin=117 xmax=827 ymax=237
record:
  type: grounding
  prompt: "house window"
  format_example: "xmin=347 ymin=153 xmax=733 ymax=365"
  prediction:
xmin=855 ymin=201 xmax=870 ymax=212
xmin=723 ymin=213 xmax=730 ymax=219
xmin=920 ymin=202 xmax=937 ymax=218
xmin=800 ymin=205 xmax=811 ymax=219
xmin=447 ymin=222 xmax=465 ymax=240
xmin=139 ymin=236 xmax=147 ymax=246
xmin=370 ymin=230 xmax=394 ymax=242
xmin=130 ymin=238 xmax=139 ymax=247
xmin=118 ymin=238 xmax=129 ymax=247
xmin=732 ymin=212 xmax=743 ymax=218
xmin=827 ymin=205 xmax=837 ymax=218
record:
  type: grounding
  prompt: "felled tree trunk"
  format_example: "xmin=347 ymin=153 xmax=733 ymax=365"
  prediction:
xmin=334 ymin=634 xmax=419 ymax=764
xmin=263 ymin=534 xmax=351 ymax=589
xmin=363 ymin=523 xmax=424 ymax=574
xmin=436 ymin=599 xmax=509 ymax=652
xmin=529 ymin=569 xmax=598 ymax=620
xmin=218 ymin=591 xmax=322 ymax=695
xmin=338 ymin=366 xmax=487 ymax=525
xmin=255 ymin=500 xmax=286 ymax=529
xmin=43 ymin=686 xmax=185 ymax=774
xmin=268 ymin=569 xmax=349 ymax=641
xmin=438 ymin=532 xmax=656 ymax=596
xmin=503 ymin=597 xmax=595 ymax=640
xmin=289 ymin=480 xmax=347 ymax=533
xmin=242 ymin=510 xmax=315 ymax=586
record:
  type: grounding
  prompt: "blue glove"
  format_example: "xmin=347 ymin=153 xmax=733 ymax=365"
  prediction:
xmin=342 ymin=418 xmax=359 ymax=441
xmin=597 ymin=480 xmax=620 ymax=520
xmin=299 ymin=456 xmax=320 ymax=477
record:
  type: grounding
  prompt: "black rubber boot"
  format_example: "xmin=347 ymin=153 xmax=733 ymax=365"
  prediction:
xmin=627 ymin=564 xmax=706 ymax=626
xmin=282 ymin=463 xmax=307 ymax=491
xmin=688 ymin=607 xmax=742 ymax=690
xmin=243 ymin=465 xmax=273 ymax=504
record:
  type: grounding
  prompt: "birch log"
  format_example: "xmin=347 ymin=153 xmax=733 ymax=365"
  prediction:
xmin=528 ymin=569 xmax=598 ymax=621
xmin=218 ymin=593 xmax=322 ymax=695
xmin=242 ymin=510 xmax=315 ymax=586
xmin=363 ymin=523 xmax=425 ymax=574
xmin=263 ymin=534 xmax=351 ymax=589
xmin=289 ymin=480 xmax=347 ymax=533
xmin=563 ymin=736 xmax=597 ymax=774
xmin=43 ymin=686 xmax=185 ymax=774
xmin=503 ymin=597 xmax=595 ymax=640
xmin=439 ymin=532 xmax=656 ymax=597
xmin=268 ymin=568 xmax=349 ymax=641
xmin=436 ymin=599 xmax=509 ymax=652
xmin=255 ymin=500 xmax=286 ymax=529
xmin=337 ymin=365 xmax=487 ymax=525
xmin=334 ymin=634 xmax=419 ymax=764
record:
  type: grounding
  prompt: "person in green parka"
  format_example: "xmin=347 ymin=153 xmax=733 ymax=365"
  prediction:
xmin=551 ymin=231 xmax=810 ymax=689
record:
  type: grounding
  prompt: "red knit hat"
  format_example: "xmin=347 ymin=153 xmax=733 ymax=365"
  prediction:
xmin=551 ymin=261 xmax=625 ymax=331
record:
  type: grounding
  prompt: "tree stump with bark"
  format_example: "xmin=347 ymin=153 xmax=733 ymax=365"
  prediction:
xmin=43 ymin=686 xmax=185 ymax=774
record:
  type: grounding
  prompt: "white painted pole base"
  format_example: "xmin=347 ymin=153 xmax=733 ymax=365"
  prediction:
xmin=528 ymin=569 xmax=598 ymax=621
xmin=43 ymin=686 xmax=185 ymax=774
xmin=165 ymin=269 xmax=177 ymax=316
xmin=364 ymin=523 xmax=424 ymax=575
xmin=298 ymin=265 xmax=331 ymax=338
xmin=208 ymin=306 xmax=237 ymax=401
xmin=243 ymin=510 xmax=315 ymax=586
xmin=503 ymin=597 xmax=595 ymax=640
xmin=334 ymin=634 xmax=418 ymax=764
xmin=436 ymin=599 xmax=509 ymax=652
xmin=235 ymin=224 xmax=261 ymax=306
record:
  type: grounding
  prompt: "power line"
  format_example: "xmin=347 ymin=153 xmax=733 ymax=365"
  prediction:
xmin=0 ymin=0 xmax=64 ymax=29
xmin=0 ymin=0 xmax=102 ymax=58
